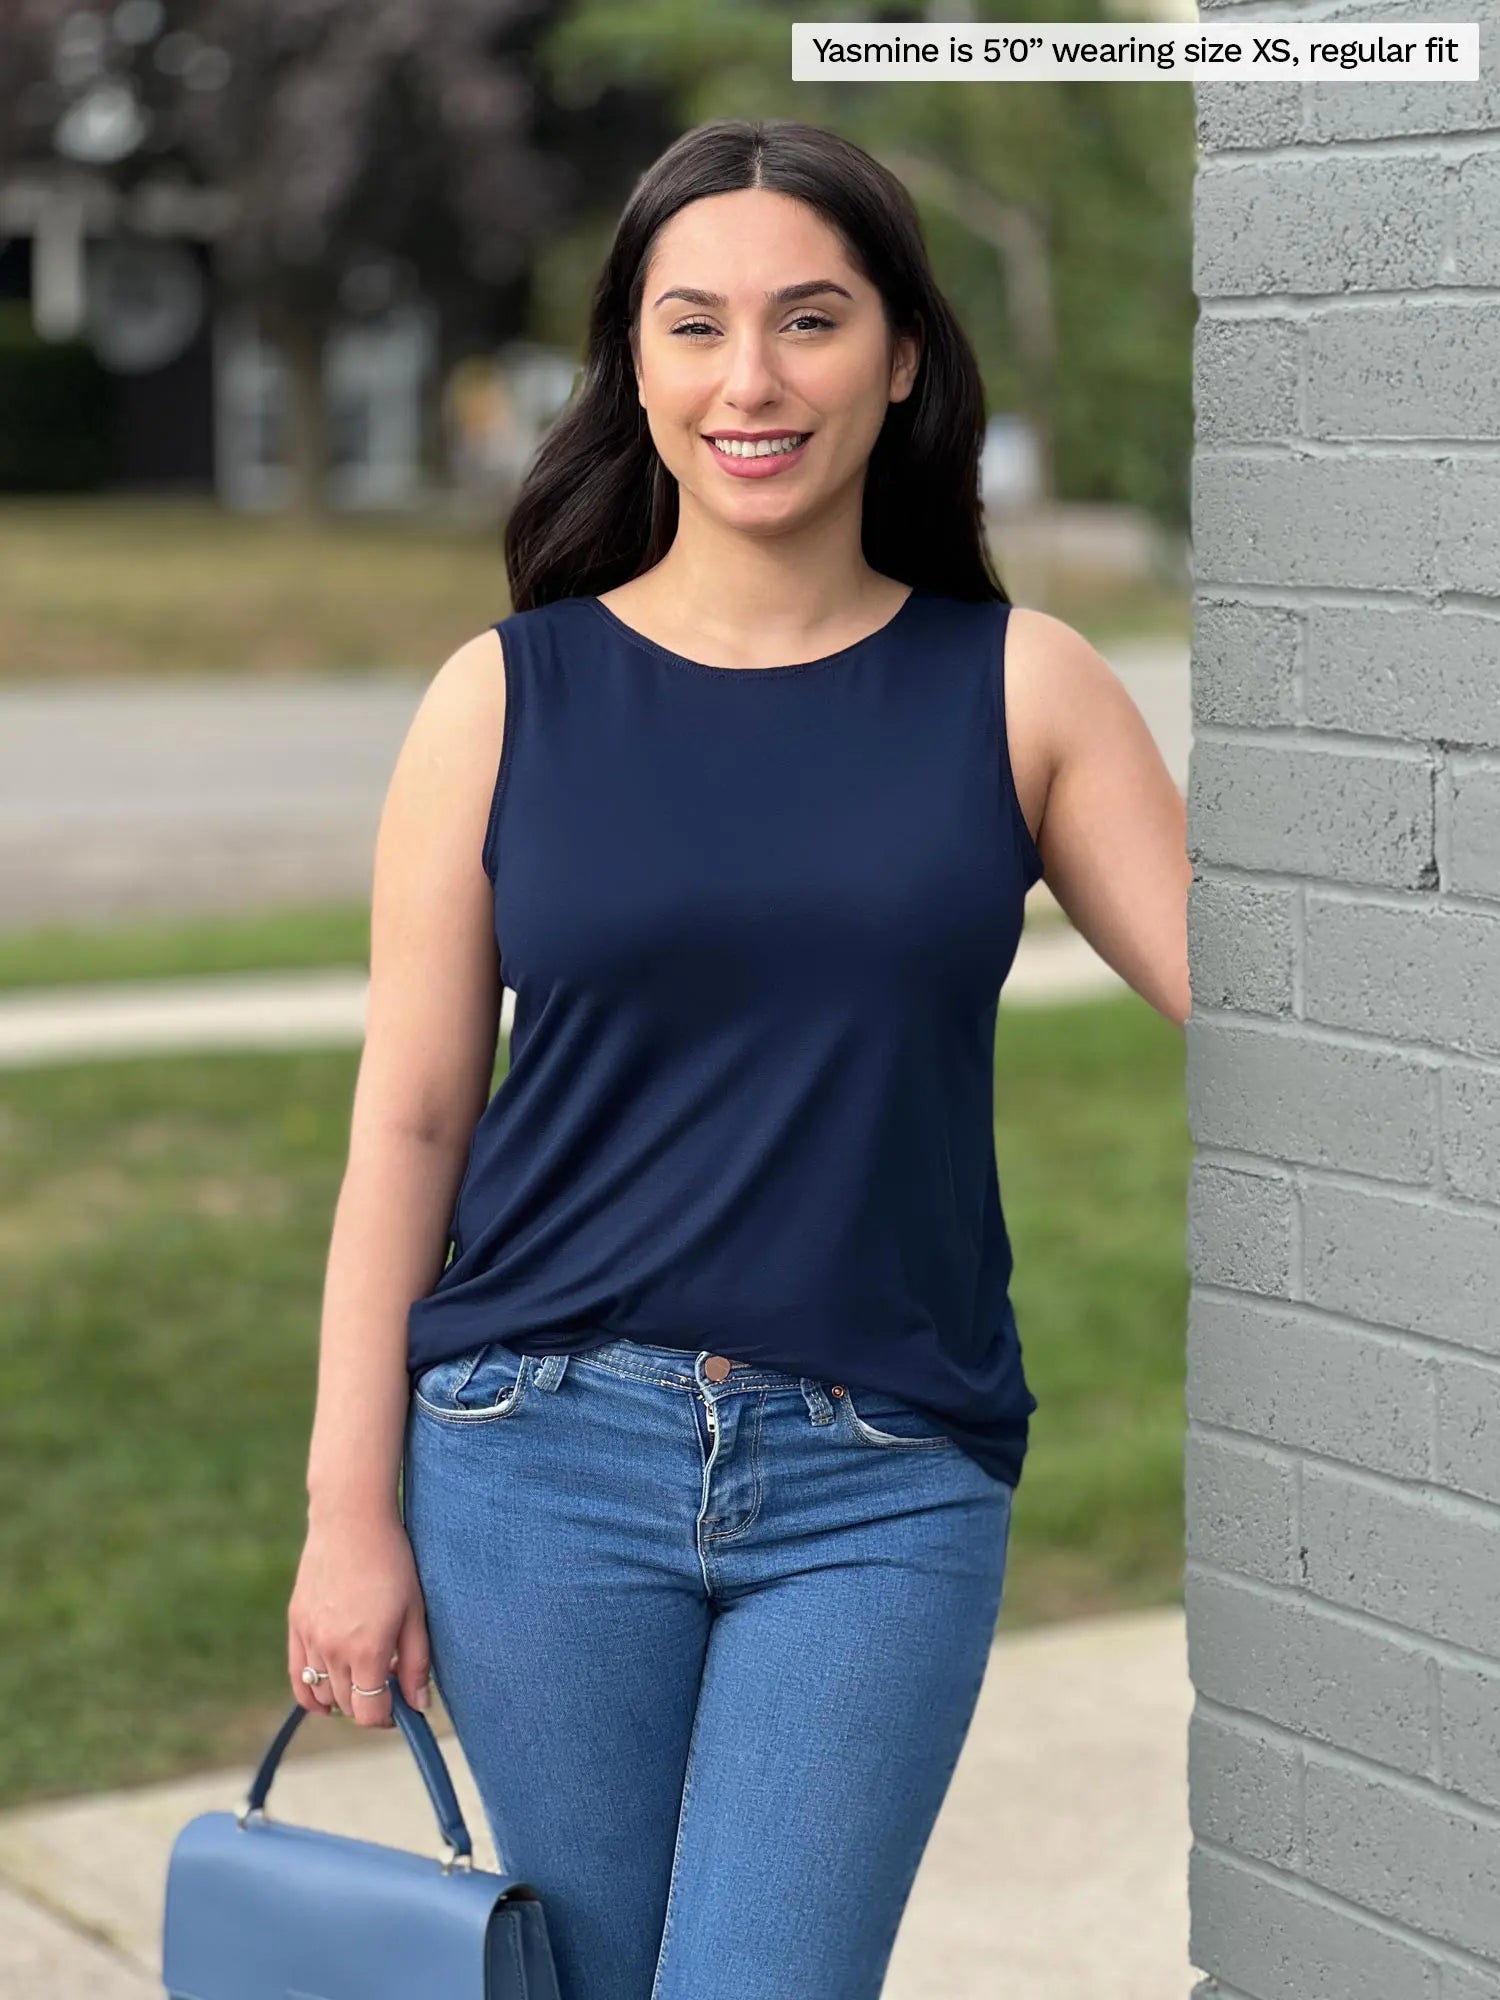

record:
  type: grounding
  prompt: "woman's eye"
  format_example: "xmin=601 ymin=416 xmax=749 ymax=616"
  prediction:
xmin=670 ymin=314 xmax=837 ymax=340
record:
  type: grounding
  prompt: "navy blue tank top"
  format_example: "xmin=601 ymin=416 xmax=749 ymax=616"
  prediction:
xmin=406 ymin=586 xmax=1044 ymax=1487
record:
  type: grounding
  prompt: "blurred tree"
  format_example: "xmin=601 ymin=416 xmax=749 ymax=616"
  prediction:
xmin=536 ymin=0 xmax=1197 ymax=524
xmin=0 ymin=0 xmax=592 ymax=512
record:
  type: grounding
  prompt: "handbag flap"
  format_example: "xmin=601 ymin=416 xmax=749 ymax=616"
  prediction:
xmin=162 ymin=1809 xmax=551 ymax=2000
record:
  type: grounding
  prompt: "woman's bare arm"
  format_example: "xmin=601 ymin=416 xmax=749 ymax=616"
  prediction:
xmin=1009 ymin=608 xmax=1193 ymax=1030
xmin=303 ymin=626 xmax=510 ymax=1526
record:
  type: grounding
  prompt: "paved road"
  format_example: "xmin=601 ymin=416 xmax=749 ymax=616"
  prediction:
xmin=0 ymin=670 xmax=421 ymax=930
xmin=0 ymin=641 xmax=1190 ymax=931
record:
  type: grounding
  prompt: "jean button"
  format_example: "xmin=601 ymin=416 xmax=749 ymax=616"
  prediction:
xmin=703 ymin=1355 xmax=733 ymax=1383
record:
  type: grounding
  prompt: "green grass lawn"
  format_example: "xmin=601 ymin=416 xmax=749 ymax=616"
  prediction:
xmin=0 ymin=988 xmax=1188 ymax=1812
xmin=0 ymin=496 xmax=1189 ymax=681
xmin=0 ymin=903 xmax=372 ymax=992
xmin=0 ymin=498 xmax=514 ymax=681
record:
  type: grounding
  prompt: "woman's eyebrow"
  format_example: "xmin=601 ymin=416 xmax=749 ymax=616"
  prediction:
xmin=650 ymin=280 xmax=855 ymax=310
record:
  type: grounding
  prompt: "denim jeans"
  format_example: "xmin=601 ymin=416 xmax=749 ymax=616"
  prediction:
xmin=401 ymin=1335 xmax=1015 ymax=2000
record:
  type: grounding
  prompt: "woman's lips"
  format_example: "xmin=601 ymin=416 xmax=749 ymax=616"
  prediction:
xmin=704 ymin=435 xmax=811 ymax=479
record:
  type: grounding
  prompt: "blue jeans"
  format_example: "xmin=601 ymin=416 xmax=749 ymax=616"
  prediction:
xmin=401 ymin=1336 xmax=1015 ymax=2000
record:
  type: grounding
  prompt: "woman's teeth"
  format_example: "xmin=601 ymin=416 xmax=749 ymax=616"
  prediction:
xmin=708 ymin=434 xmax=810 ymax=459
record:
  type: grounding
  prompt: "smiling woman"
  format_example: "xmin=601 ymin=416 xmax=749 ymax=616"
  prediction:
xmin=637 ymin=232 xmax=908 ymax=535
xmin=286 ymin=115 xmax=1190 ymax=2000
xmin=501 ymin=123 xmax=992 ymax=639
xmin=675 ymin=282 xmax=841 ymax=473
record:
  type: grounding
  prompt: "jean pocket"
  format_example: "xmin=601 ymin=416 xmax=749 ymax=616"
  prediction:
xmin=412 ymin=1341 xmax=532 ymax=1423
xmin=838 ymin=1385 xmax=957 ymax=1450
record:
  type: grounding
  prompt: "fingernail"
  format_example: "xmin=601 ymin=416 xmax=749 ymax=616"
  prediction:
xmin=414 ymin=1683 xmax=430 ymax=1709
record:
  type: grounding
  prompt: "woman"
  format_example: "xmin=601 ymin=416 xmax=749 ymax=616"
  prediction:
xmin=288 ymin=118 xmax=1191 ymax=2000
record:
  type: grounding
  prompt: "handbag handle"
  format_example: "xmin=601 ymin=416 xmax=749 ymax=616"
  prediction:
xmin=235 ymin=1680 xmax=476 ymax=1873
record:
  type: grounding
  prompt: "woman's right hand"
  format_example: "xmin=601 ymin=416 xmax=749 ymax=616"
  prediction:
xmin=287 ymin=1509 xmax=433 ymax=1729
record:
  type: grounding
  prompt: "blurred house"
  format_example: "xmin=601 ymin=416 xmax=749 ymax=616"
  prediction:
xmin=0 ymin=167 xmax=221 ymax=490
xmin=981 ymin=414 xmax=1044 ymax=514
xmin=443 ymin=342 xmax=579 ymax=510
xmin=0 ymin=163 xmax=439 ymax=507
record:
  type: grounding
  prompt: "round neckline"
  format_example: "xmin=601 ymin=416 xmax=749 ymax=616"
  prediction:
xmin=583 ymin=586 xmax=921 ymax=678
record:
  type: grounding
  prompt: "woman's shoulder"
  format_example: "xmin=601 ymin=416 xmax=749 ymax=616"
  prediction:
xmin=494 ymin=595 xmax=593 ymax=640
xmin=1002 ymin=604 xmax=1142 ymax=818
xmin=1003 ymin=603 xmax=1126 ymax=722
xmin=393 ymin=632 xmax=508 ymax=800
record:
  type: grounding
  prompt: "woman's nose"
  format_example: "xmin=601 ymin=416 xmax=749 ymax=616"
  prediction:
xmin=718 ymin=336 xmax=782 ymax=405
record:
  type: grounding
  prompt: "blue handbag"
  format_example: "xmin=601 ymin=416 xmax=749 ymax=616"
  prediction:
xmin=161 ymin=1678 xmax=562 ymax=1999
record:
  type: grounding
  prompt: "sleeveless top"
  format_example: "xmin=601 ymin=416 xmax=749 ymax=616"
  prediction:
xmin=405 ymin=586 xmax=1045 ymax=1489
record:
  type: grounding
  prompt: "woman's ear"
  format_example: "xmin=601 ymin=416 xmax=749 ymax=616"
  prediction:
xmin=891 ymin=320 xmax=923 ymax=403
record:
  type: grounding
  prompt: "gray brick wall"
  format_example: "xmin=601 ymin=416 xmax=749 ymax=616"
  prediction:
xmin=1186 ymin=3 xmax=1500 ymax=1994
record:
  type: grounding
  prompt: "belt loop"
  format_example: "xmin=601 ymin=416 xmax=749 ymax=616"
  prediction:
xmin=801 ymin=1378 xmax=835 ymax=1426
xmin=533 ymin=1353 xmax=569 ymax=1394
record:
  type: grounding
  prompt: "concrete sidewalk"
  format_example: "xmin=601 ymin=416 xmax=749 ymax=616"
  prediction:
xmin=0 ymin=1605 xmax=1200 ymax=1999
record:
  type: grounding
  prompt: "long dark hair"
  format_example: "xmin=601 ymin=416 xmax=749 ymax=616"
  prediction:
xmin=504 ymin=119 xmax=1008 ymax=611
